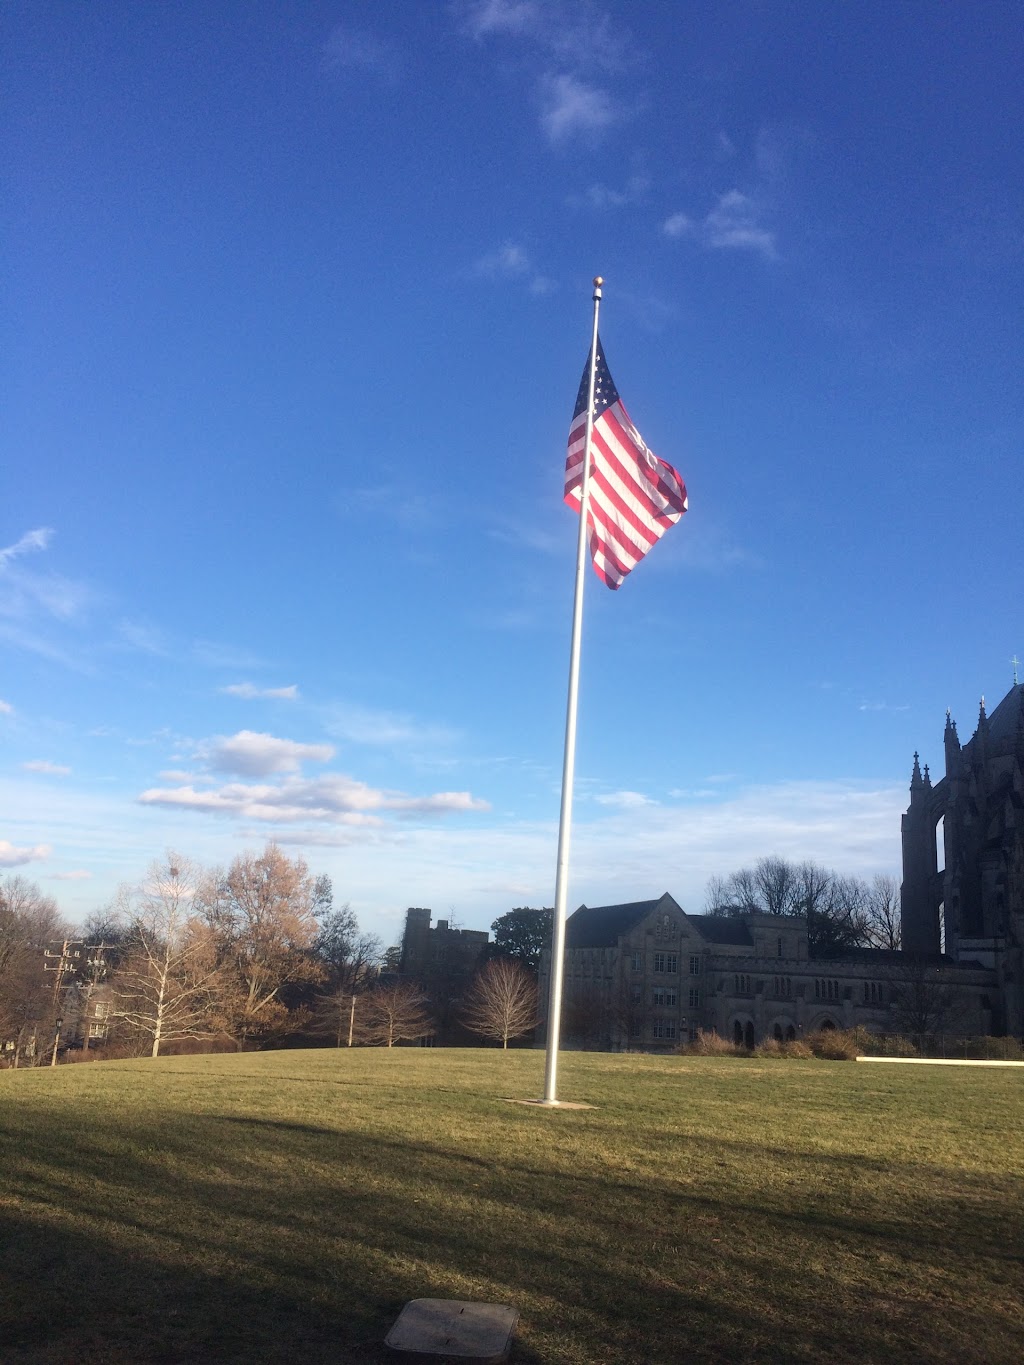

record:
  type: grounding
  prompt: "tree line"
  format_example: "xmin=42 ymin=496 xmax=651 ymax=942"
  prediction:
xmin=0 ymin=850 xmax=543 ymax=1064
xmin=706 ymin=857 xmax=902 ymax=954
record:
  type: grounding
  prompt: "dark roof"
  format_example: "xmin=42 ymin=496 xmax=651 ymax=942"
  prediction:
xmin=565 ymin=897 xmax=760 ymax=949
xmin=691 ymin=917 xmax=754 ymax=946
xmin=985 ymin=682 xmax=1024 ymax=746
xmin=565 ymin=897 xmax=672 ymax=949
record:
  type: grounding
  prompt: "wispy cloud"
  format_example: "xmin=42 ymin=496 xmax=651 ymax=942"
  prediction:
xmin=117 ymin=620 xmax=168 ymax=655
xmin=540 ymin=73 xmax=617 ymax=145
xmin=21 ymin=760 xmax=72 ymax=777
xmin=0 ymin=527 xmax=54 ymax=567
xmin=459 ymin=1 xmax=628 ymax=146
xmin=0 ymin=699 xmax=12 ymax=715
xmin=471 ymin=242 xmax=555 ymax=295
xmin=200 ymin=730 xmax=335 ymax=778
xmin=0 ymin=527 xmax=93 ymax=630
xmin=663 ymin=190 xmax=776 ymax=259
xmin=0 ymin=839 xmax=52 ymax=868
xmin=337 ymin=484 xmax=446 ymax=531
xmin=594 ymin=790 xmax=657 ymax=809
xmin=221 ymin=682 xmax=300 ymax=701
xmin=50 ymin=870 xmax=92 ymax=881
xmin=321 ymin=25 xmax=401 ymax=82
xmin=462 ymin=0 xmax=541 ymax=40
xmin=191 ymin=639 xmax=266 ymax=671
xmin=567 ymin=175 xmax=648 ymax=211
xmin=138 ymin=774 xmax=489 ymax=825
xmin=324 ymin=704 xmax=456 ymax=749
xmin=858 ymin=701 xmax=910 ymax=714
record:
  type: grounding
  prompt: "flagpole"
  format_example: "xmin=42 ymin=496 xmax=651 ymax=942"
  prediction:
xmin=542 ymin=275 xmax=603 ymax=1105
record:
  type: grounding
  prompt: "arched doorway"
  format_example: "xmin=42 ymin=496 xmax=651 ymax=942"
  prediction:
xmin=733 ymin=1020 xmax=743 ymax=1046
xmin=785 ymin=1024 xmax=796 ymax=1041
xmin=773 ymin=1023 xmax=783 ymax=1041
xmin=744 ymin=1021 xmax=755 ymax=1049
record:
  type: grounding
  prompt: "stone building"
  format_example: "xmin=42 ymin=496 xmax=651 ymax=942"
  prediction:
xmin=901 ymin=680 xmax=1024 ymax=1036
xmin=398 ymin=908 xmax=491 ymax=1042
xmin=540 ymin=892 xmax=996 ymax=1052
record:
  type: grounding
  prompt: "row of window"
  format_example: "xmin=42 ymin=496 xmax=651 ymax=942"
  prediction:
xmin=863 ymin=980 xmax=885 ymax=1003
xmin=628 ymin=1019 xmax=701 ymax=1041
xmin=630 ymin=952 xmax=702 ymax=975
xmin=774 ymin=976 xmax=793 ymax=996
xmin=638 ymin=986 xmax=701 ymax=1008
xmin=734 ymin=974 xmax=753 ymax=994
xmin=815 ymin=979 xmax=842 ymax=999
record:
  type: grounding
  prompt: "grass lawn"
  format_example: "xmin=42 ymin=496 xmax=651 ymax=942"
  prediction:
xmin=1 ymin=1049 xmax=1021 ymax=1364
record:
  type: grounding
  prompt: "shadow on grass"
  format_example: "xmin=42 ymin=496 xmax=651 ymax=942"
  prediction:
xmin=0 ymin=1091 xmax=1021 ymax=1364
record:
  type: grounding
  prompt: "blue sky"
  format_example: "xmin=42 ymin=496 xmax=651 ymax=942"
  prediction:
xmin=3 ymin=0 xmax=1021 ymax=948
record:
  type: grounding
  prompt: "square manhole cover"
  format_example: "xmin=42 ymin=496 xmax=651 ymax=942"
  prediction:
xmin=385 ymin=1298 xmax=519 ymax=1361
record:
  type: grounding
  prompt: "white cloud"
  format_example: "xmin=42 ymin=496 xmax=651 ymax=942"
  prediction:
xmin=22 ymin=760 xmax=72 ymax=776
xmin=595 ymin=790 xmax=657 ymax=809
xmin=662 ymin=212 xmax=693 ymax=238
xmin=472 ymin=242 xmax=554 ymax=294
xmin=221 ymin=682 xmax=300 ymax=701
xmin=202 ymin=730 xmax=335 ymax=777
xmin=663 ymin=190 xmax=776 ymax=260
xmin=321 ymin=25 xmax=400 ymax=81
xmin=50 ymin=870 xmax=92 ymax=881
xmin=138 ymin=773 xmax=490 ymax=825
xmin=324 ymin=703 xmax=456 ymax=749
xmin=858 ymin=701 xmax=910 ymax=713
xmin=540 ymin=73 xmax=616 ymax=144
xmin=0 ymin=699 xmax=12 ymax=714
xmin=0 ymin=527 xmax=53 ymax=567
xmin=566 ymin=176 xmax=649 ymax=212
xmin=117 ymin=620 xmax=168 ymax=655
xmin=0 ymin=527 xmax=93 ymax=637
xmin=705 ymin=190 xmax=776 ymax=257
xmin=0 ymin=840 xmax=52 ymax=867
xmin=463 ymin=0 xmax=540 ymax=40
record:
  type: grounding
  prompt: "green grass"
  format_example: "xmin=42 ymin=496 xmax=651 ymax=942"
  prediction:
xmin=1 ymin=1050 xmax=1022 ymax=1364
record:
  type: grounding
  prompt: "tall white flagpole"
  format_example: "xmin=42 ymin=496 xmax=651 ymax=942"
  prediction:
xmin=542 ymin=275 xmax=603 ymax=1105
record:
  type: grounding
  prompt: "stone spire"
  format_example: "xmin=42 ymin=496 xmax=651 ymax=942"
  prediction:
xmin=910 ymin=751 xmax=924 ymax=793
xmin=944 ymin=709 xmax=961 ymax=775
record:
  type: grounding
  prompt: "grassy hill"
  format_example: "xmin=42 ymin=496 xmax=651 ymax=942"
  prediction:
xmin=1 ymin=1049 xmax=1021 ymax=1364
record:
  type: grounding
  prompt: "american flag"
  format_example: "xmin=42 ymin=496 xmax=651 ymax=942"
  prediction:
xmin=564 ymin=337 xmax=688 ymax=590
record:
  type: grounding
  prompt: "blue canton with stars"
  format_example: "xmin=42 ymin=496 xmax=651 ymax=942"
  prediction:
xmin=572 ymin=337 xmax=620 ymax=422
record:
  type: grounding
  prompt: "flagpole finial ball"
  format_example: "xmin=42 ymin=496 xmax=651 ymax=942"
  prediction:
xmin=593 ymin=276 xmax=604 ymax=287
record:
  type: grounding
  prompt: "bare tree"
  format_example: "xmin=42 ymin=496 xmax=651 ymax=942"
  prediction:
xmin=109 ymin=856 xmax=221 ymax=1058
xmin=888 ymin=957 xmax=969 ymax=1050
xmin=864 ymin=874 xmax=902 ymax=951
xmin=311 ymin=931 xmax=383 ymax=1047
xmin=461 ymin=958 xmax=538 ymax=1049
xmin=705 ymin=857 xmax=874 ymax=954
xmin=200 ymin=844 xmax=325 ymax=1047
xmin=0 ymin=875 xmax=68 ymax=1066
xmin=361 ymin=982 xmax=432 ymax=1047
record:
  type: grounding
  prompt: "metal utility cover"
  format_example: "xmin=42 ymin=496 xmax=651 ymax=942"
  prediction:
xmin=385 ymin=1298 xmax=519 ymax=1361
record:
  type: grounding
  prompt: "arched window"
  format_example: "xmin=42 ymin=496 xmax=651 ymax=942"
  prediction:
xmin=773 ymin=1023 xmax=783 ymax=1041
xmin=785 ymin=1024 xmax=796 ymax=1041
xmin=744 ymin=1021 xmax=755 ymax=1049
xmin=733 ymin=1020 xmax=743 ymax=1046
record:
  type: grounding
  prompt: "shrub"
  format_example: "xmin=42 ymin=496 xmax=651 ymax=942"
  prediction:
xmin=683 ymin=1028 xmax=743 ymax=1056
xmin=779 ymin=1038 xmax=814 ymax=1059
xmin=754 ymin=1037 xmax=815 ymax=1060
xmin=804 ymin=1027 xmax=861 ymax=1060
